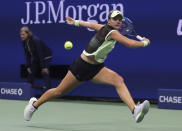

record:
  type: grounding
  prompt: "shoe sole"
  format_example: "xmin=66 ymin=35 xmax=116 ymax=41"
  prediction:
xmin=136 ymin=100 xmax=150 ymax=123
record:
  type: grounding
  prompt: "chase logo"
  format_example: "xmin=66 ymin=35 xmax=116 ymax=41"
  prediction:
xmin=0 ymin=82 xmax=34 ymax=100
xmin=158 ymin=89 xmax=182 ymax=109
xmin=159 ymin=96 xmax=182 ymax=104
xmin=0 ymin=88 xmax=23 ymax=96
xmin=18 ymin=88 xmax=23 ymax=96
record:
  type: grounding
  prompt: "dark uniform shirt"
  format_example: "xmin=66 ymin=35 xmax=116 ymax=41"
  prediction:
xmin=22 ymin=36 xmax=52 ymax=68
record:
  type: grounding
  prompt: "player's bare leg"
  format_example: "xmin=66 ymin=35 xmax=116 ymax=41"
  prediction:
xmin=92 ymin=67 xmax=135 ymax=111
xmin=34 ymin=71 xmax=81 ymax=107
xmin=24 ymin=71 xmax=81 ymax=121
xmin=92 ymin=67 xmax=149 ymax=123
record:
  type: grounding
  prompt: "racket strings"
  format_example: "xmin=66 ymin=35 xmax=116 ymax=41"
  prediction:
xmin=120 ymin=17 xmax=138 ymax=37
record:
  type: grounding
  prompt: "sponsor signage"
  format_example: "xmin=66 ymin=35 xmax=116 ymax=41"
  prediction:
xmin=177 ymin=19 xmax=182 ymax=36
xmin=0 ymin=82 xmax=40 ymax=100
xmin=21 ymin=0 xmax=124 ymax=25
xmin=158 ymin=89 xmax=182 ymax=110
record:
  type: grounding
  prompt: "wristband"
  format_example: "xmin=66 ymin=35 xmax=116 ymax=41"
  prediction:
xmin=74 ymin=20 xmax=80 ymax=26
xmin=142 ymin=41 xmax=148 ymax=47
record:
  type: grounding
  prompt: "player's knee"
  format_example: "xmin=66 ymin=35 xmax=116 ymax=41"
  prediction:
xmin=55 ymin=89 xmax=64 ymax=97
xmin=119 ymin=76 xmax=124 ymax=83
xmin=50 ymin=88 xmax=64 ymax=97
xmin=114 ymin=76 xmax=125 ymax=87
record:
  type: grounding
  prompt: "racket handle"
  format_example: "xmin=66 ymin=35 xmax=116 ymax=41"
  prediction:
xmin=136 ymin=35 xmax=144 ymax=41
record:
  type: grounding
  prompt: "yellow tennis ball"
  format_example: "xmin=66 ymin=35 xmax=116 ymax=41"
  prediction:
xmin=64 ymin=41 xmax=73 ymax=50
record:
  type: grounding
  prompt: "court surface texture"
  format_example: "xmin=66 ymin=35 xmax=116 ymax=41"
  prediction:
xmin=0 ymin=99 xmax=181 ymax=131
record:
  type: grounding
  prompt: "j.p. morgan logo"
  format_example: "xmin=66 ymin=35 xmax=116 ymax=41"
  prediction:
xmin=0 ymin=88 xmax=23 ymax=96
xmin=177 ymin=19 xmax=182 ymax=36
xmin=21 ymin=0 xmax=124 ymax=25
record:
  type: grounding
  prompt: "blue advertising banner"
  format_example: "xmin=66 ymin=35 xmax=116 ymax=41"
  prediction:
xmin=0 ymin=82 xmax=41 ymax=100
xmin=158 ymin=89 xmax=182 ymax=110
xmin=0 ymin=0 xmax=182 ymax=99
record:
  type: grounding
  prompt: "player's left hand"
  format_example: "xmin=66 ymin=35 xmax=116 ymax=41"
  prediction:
xmin=66 ymin=16 xmax=75 ymax=26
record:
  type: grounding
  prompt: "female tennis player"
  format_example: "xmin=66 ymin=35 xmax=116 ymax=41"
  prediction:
xmin=24 ymin=10 xmax=150 ymax=123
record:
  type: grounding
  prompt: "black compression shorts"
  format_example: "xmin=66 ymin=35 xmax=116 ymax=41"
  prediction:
xmin=69 ymin=56 xmax=104 ymax=81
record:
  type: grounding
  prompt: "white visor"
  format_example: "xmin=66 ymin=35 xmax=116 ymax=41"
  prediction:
xmin=110 ymin=10 xmax=123 ymax=18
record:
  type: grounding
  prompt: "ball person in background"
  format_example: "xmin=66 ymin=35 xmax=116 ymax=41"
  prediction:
xmin=24 ymin=10 xmax=150 ymax=123
xmin=20 ymin=26 xmax=52 ymax=91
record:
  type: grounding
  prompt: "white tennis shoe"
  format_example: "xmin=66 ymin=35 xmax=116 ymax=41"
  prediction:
xmin=133 ymin=100 xmax=150 ymax=123
xmin=24 ymin=97 xmax=37 ymax=121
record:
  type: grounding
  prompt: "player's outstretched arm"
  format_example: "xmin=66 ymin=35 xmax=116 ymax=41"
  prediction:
xmin=66 ymin=16 xmax=104 ymax=31
xmin=110 ymin=30 xmax=150 ymax=48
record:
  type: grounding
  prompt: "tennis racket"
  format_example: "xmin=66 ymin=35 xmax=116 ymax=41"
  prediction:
xmin=119 ymin=17 xmax=144 ymax=41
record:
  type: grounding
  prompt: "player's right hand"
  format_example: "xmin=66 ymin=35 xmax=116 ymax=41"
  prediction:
xmin=142 ymin=37 xmax=150 ymax=46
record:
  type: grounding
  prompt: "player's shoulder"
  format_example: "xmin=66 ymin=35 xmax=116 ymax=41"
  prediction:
xmin=109 ymin=29 xmax=125 ymax=41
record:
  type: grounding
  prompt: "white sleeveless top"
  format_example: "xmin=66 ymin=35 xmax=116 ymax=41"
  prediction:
xmin=83 ymin=25 xmax=116 ymax=63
